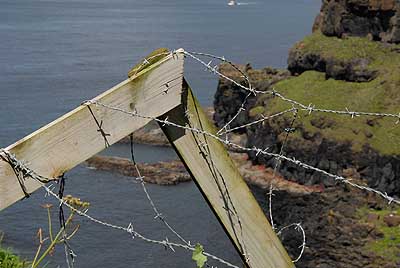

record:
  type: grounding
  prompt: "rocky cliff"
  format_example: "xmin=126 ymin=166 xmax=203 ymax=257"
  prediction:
xmin=213 ymin=1 xmax=400 ymax=266
xmin=214 ymin=3 xmax=400 ymax=197
xmin=313 ymin=0 xmax=400 ymax=43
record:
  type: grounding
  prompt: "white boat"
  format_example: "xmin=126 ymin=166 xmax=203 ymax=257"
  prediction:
xmin=228 ymin=0 xmax=237 ymax=6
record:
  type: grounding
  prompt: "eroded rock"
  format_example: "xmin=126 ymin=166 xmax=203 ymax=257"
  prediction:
xmin=313 ymin=0 xmax=400 ymax=43
xmin=287 ymin=47 xmax=378 ymax=82
xmin=214 ymin=63 xmax=290 ymax=129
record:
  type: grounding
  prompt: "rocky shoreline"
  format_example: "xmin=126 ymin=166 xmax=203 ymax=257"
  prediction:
xmin=86 ymin=151 xmax=318 ymax=194
xmin=86 ymin=155 xmax=191 ymax=185
xmin=213 ymin=4 xmax=400 ymax=198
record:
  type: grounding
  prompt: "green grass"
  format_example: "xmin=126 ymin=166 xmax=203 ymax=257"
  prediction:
xmin=296 ymin=32 xmax=400 ymax=66
xmin=249 ymin=106 xmax=265 ymax=117
xmin=0 ymin=248 xmax=27 ymax=268
xmin=260 ymin=32 xmax=400 ymax=155
xmin=0 ymin=232 xmax=28 ymax=268
xmin=357 ymin=206 xmax=400 ymax=262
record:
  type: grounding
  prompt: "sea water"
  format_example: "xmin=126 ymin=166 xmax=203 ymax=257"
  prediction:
xmin=0 ymin=0 xmax=320 ymax=267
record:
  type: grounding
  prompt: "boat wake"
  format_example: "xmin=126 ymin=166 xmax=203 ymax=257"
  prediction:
xmin=228 ymin=1 xmax=256 ymax=6
xmin=237 ymin=2 xmax=254 ymax=5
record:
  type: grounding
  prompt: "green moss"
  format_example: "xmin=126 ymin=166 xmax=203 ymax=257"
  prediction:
xmin=128 ymin=48 xmax=169 ymax=77
xmin=249 ymin=106 xmax=265 ymax=117
xmin=265 ymin=33 xmax=400 ymax=155
xmin=357 ymin=207 xmax=400 ymax=262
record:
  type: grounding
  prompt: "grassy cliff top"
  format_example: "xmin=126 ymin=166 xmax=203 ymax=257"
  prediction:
xmin=256 ymin=33 xmax=400 ymax=155
xmin=357 ymin=206 xmax=400 ymax=263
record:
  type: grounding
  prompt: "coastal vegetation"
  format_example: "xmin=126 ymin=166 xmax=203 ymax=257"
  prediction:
xmin=0 ymin=233 xmax=27 ymax=268
xmin=0 ymin=248 xmax=27 ymax=268
xmin=259 ymin=31 xmax=400 ymax=155
xmin=357 ymin=206 xmax=400 ymax=263
xmin=0 ymin=195 xmax=89 ymax=268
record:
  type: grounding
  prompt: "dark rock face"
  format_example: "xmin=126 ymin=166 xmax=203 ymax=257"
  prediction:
xmin=246 ymin=120 xmax=400 ymax=197
xmin=214 ymin=59 xmax=398 ymax=197
xmin=287 ymin=47 xmax=378 ymax=82
xmin=213 ymin=75 xmax=253 ymax=133
xmin=314 ymin=0 xmax=400 ymax=43
xmin=250 ymin=185 xmax=399 ymax=268
xmin=213 ymin=63 xmax=290 ymax=129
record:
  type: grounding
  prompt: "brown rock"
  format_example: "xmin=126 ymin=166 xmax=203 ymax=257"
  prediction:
xmin=368 ymin=0 xmax=396 ymax=11
xmin=85 ymin=155 xmax=191 ymax=185
xmin=313 ymin=12 xmax=324 ymax=32
xmin=364 ymin=130 xmax=374 ymax=138
xmin=342 ymin=168 xmax=361 ymax=179
xmin=367 ymin=213 xmax=380 ymax=222
xmin=383 ymin=213 xmax=400 ymax=227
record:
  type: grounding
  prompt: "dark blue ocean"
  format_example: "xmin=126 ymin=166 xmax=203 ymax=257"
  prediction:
xmin=0 ymin=0 xmax=320 ymax=267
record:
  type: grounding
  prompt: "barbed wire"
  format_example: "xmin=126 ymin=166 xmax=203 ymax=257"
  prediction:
xmin=43 ymin=184 xmax=240 ymax=268
xmin=268 ymin=108 xmax=299 ymax=233
xmin=90 ymin=100 xmax=400 ymax=206
xmin=221 ymin=108 xmax=297 ymax=134
xmin=3 ymin=48 xmax=400 ymax=268
xmin=79 ymin=49 xmax=400 ymax=266
xmin=277 ymin=223 xmax=306 ymax=263
xmin=181 ymin=50 xmax=400 ymax=266
xmin=128 ymin=134 xmax=190 ymax=246
xmin=0 ymin=148 xmax=240 ymax=268
xmin=82 ymin=102 xmax=190 ymax=247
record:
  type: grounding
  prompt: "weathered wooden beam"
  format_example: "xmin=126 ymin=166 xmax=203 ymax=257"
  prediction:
xmin=159 ymin=80 xmax=294 ymax=268
xmin=0 ymin=49 xmax=185 ymax=210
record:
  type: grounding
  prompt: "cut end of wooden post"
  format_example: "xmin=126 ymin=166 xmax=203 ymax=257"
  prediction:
xmin=128 ymin=48 xmax=170 ymax=78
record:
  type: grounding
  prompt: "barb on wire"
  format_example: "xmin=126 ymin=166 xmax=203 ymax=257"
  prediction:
xmin=131 ymin=51 xmax=171 ymax=77
xmin=184 ymin=51 xmax=256 ymax=137
xmin=84 ymin=104 xmax=111 ymax=148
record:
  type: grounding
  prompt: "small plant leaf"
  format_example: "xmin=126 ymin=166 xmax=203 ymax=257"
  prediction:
xmin=192 ymin=243 xmax=207 ymax=268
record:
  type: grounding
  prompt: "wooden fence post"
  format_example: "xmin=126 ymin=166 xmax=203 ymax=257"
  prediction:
xmin=159 ymin=80 xmax=294 ymax=268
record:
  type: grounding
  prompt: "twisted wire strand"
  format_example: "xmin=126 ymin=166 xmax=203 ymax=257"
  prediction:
xmin=277 ymin=223 xmax=306 ymax=263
